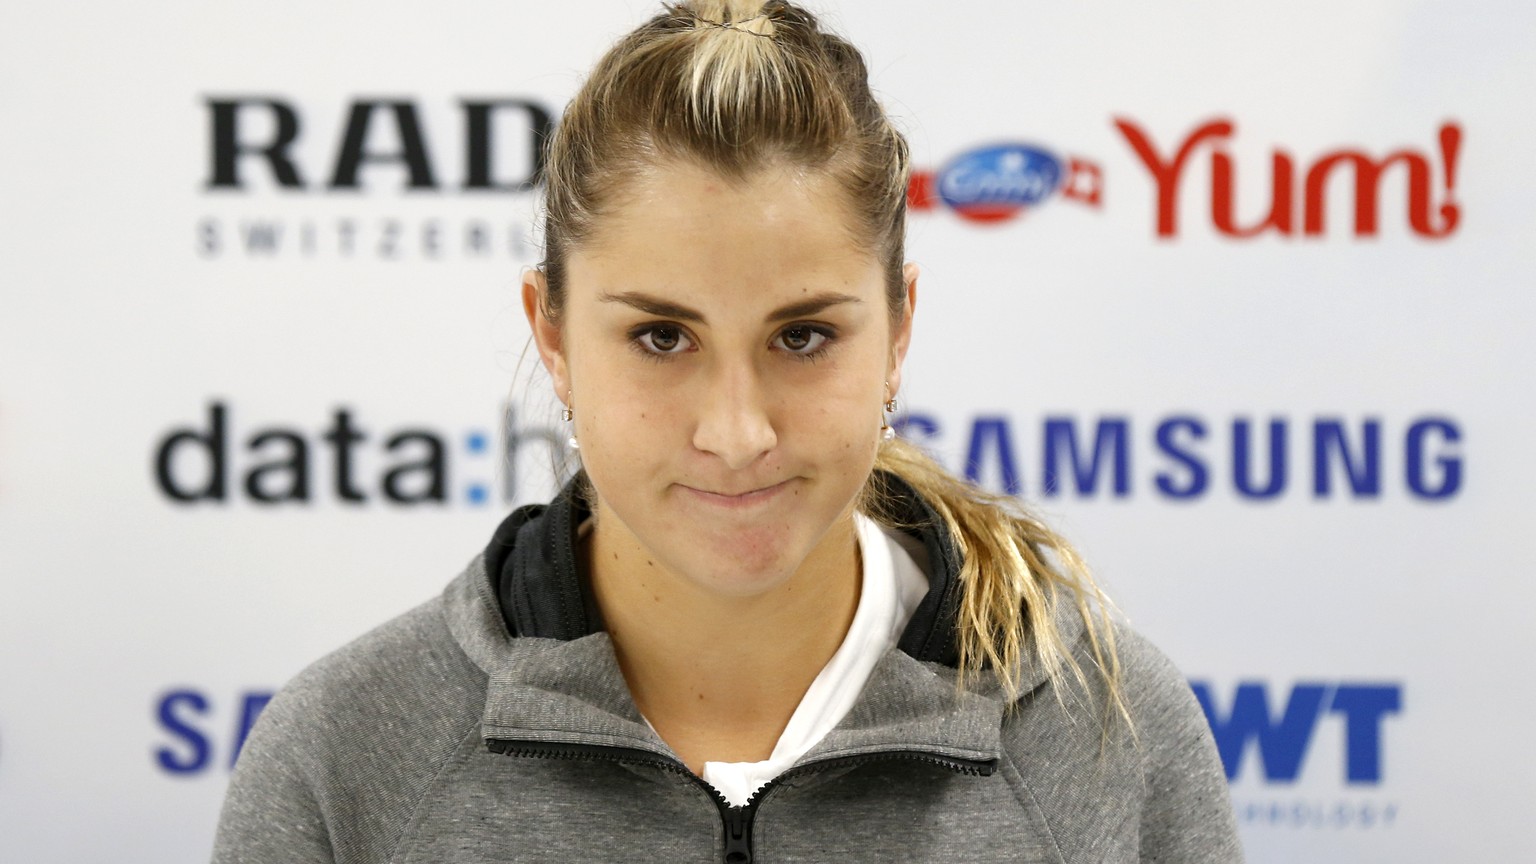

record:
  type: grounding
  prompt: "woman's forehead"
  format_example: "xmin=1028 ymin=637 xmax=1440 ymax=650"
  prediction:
xmin=592 ymin=159 xmax=862 ymax=247
xmin=565 ymin=161 xmax=883 ymax=309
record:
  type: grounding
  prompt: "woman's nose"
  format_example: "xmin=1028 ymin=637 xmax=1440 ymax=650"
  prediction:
xmin=690 ymin=362 xmax=777 ymax=471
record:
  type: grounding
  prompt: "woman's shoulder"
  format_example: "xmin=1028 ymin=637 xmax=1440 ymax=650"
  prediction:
xmin=1101 ymin=621 xmax=1212 ymax=736
xmin=215 ymin=568 xmax=496 ymax=863
xmin=1000 ymin=616 xmax=1242 ymax=861
xmin=277 ymin=587 xmax=487 ymax=726
xmin=246 ymin=539 xmax=555 ymax=757
xmin=1003 ymin=615 xmax=1204 ymax=741
xmin=243 ymin=584 xmax=490 ymax=769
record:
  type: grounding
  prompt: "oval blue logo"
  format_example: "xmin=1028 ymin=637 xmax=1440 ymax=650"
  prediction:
xmin=936 ymin=144 xmax=1063 ymax=223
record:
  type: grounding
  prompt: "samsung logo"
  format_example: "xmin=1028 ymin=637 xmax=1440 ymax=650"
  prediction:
xmin=897 ymin=413 xmax=1463 ymax=501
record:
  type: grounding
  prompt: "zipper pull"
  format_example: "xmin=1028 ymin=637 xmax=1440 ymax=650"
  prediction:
xmin=722 ymin=805 xmax=752 ymax=864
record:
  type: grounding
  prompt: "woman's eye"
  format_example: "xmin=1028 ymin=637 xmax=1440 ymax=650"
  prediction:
xmin=635 ymin=325 xmax=692 ymax=355
xmin=776 ymin=325 xmax=829 ymax=355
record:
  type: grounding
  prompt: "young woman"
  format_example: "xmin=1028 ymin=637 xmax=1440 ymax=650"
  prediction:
xmin=214 ymin=2 xmax=1241 ymax=861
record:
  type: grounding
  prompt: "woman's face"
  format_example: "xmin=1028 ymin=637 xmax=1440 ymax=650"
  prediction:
xmin=525 ymin=160 xmax=916 ymax=599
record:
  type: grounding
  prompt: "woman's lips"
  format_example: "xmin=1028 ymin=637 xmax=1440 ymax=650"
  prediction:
xmin=677 ymin=478 xmax=795 ymax=509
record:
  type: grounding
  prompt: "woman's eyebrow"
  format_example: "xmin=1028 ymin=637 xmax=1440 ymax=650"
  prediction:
xmin=767 ymin=293 xmax=862 ymax=323
xmin=597 ymin=291 xmax=862 ymax=324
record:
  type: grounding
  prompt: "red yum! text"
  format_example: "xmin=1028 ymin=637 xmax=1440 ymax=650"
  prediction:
xmin=1114 ymin=118 xmax=1462 ymax=240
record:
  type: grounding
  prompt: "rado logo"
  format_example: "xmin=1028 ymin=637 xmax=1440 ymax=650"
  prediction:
xmin=203 ymin=96 xmax=555 ymax=193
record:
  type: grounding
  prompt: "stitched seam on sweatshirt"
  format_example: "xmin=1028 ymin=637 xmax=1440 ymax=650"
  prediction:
xmin=478 ymin=725 xmax=671 ymax=755
xmin=470 ymin=557 xmax=515 ymax=642
xmin=386 ymin=719 xmax=485 ymax=864
xmin=1000 ymin=748 xmax=1070 ymax=864
xmin=292 ymin=743 xmax=339 ymax=862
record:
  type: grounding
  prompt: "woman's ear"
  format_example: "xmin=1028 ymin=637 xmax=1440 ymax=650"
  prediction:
xmin=886 ymin=262 xmax=919 ymax=397
xmin=522 ymin=268 xmax=572 ymax=401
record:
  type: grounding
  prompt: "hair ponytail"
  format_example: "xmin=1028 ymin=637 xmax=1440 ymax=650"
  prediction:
xmin=868 ymin=440 xmax=1127 ymax=720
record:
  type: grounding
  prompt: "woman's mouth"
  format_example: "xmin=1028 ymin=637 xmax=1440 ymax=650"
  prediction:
xmin=676 ymin=478 xmax=796 ymax=509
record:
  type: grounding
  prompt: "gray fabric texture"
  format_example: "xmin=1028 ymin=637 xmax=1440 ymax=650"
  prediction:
xmin=213 ymin=548 xmax=1243 ymax=863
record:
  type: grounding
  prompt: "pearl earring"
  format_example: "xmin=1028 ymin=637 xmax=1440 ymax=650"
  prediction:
xmin=562 ymin=394 xmax=578 ymax=450
xmin=880 ymin=382 xmax=898 ymax=441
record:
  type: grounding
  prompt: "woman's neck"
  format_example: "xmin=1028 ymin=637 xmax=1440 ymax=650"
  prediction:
xmin=585 ymin=511 xmax=861 ymax=772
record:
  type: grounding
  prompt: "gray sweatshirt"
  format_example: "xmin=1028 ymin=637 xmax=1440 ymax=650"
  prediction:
xmin=213 ymin=476 xmax=1243 ymax=863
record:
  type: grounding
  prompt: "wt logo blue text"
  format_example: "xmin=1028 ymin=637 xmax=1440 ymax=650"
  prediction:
xmin=1190 ymin=681 xmax=1402 ymax=784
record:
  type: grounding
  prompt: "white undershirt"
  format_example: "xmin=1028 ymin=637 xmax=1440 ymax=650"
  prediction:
xmin=698 ymin=511 xmax=930 ymax=807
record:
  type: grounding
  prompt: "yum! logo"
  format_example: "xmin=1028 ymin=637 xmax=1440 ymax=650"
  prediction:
xmin=1115 ymin=117 xmax=1462 ymax=240
xmin=912 ymin=119 xmax=1462 ymax=240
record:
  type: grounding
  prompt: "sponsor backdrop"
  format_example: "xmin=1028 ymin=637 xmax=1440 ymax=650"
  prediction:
xmin=1 ymin=1 xmax=1531 ymax=860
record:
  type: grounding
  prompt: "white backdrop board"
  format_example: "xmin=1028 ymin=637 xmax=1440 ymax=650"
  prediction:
xmin=2 ymin=1 xmax=1533 ymax=861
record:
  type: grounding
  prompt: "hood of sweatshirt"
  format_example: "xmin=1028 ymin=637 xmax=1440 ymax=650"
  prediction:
xmin=438 ymin=469 xmax=1083 ymax=771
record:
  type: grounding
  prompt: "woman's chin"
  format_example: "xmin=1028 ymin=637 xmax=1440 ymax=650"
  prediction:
xmin=671 ymin=545 xmax=803 ymax=600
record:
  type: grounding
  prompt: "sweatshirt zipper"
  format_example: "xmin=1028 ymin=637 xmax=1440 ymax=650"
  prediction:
xmin=487 ymin=738 xmax=996 ymax=864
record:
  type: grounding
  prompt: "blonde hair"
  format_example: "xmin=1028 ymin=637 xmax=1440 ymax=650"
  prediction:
xmin=539 ymin=0 xmax=1125 ymax=719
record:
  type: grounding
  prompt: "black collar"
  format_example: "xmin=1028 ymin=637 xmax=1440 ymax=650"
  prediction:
xmin=484 ymin=470 xmax=964 ymax=666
